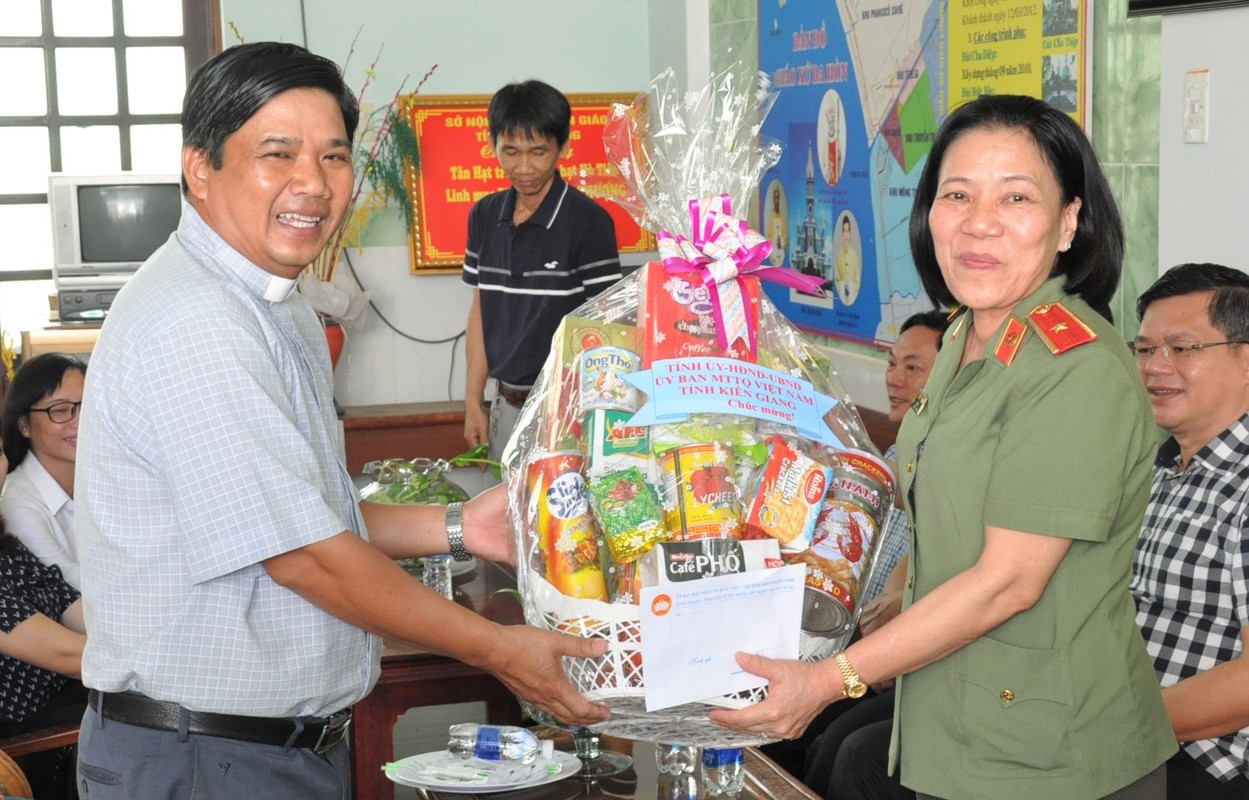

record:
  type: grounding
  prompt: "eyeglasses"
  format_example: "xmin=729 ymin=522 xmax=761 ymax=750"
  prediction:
xmin=27 ymin=400 xmax=82 ymax=424
xmin=1128 ymin=340 xmax=1249 ymax=364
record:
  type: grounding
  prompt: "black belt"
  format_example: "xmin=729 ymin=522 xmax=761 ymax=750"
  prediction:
xmin=88 ymin=690 xmax=351 ymax=755
xmin=497 ymin=382 xmax=531 ymax=407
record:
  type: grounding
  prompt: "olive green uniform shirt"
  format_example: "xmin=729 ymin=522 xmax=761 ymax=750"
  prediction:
xmin=891 ymin=277 xmax=1175 ymax=799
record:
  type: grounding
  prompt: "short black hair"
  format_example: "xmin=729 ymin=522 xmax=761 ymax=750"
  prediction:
xmin=909 ymin=94 xmax=1123 ymax=312
xmin=899 ymin=309 xmax=953 ymax=351
xmin=0 ymin=504 xmax=17 ymax=553
xmin=2 ymin=352 xmax=87 ymax=470
xmin=1137 ymin=262 xmax=1249 ymax=341
xmin=181 ymin=42 xmax=359 ymax=193
xmin=488 ymin=80 xmax=572 ymax=148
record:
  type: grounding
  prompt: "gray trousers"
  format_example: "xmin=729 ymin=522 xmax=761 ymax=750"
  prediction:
xmin=76 ymin=705 xmax=350 ymax=800
xmin=488 ymin=393 xmax=522 ymax=475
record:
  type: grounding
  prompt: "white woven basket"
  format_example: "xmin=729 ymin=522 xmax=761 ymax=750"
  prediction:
xmin=502 ymin=270 xmax=878 ymax=746
xmin=523 ymin=571 xmax=774 ymax=748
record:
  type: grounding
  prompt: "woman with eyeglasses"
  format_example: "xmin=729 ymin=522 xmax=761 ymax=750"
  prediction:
xmin=0 ymin=352 xmax=87 ymax=589
xmin=0 ymin=433 xmax=88 ymax=799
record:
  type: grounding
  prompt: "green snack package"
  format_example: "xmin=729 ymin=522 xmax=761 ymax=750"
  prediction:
xmin=586 ymin=466 xmax=666 ymax=564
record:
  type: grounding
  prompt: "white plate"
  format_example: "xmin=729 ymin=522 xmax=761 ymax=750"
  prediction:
xmin=385 ymin=749 xmax=581 ymax=793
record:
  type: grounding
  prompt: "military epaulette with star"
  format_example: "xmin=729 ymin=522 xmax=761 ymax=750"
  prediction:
xmin=1026 ymin=301 xmax=1098 ymax=355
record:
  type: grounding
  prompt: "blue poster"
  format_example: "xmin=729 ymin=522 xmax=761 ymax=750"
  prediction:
xmin=758 ymin=1 xmax=941 ymax=346
xmin=757 ymin=0 xmax=1087 ymax=346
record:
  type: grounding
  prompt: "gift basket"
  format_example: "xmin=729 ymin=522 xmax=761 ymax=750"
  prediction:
xmin=503 ymin=67 xmax=894 ymax=747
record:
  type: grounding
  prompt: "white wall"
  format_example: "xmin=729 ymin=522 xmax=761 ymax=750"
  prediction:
xmin=648 ymin=0 xmax=690 ymax=89
xmin=216 ymin=1 xmax=893 ymax=412
xmin=642 ymin=0 xmax=719 ymax=92
xmin=220 ymin=1 xmax=662 ymax=406
xmin=221 ymin=1 xmax=654 ymax=96
xmin=1157 ymin=6 xmax=1249 ymax=273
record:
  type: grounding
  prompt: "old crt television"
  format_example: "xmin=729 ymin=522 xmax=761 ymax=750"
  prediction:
xmin=49 ymin=173 xmax=182 ymax=322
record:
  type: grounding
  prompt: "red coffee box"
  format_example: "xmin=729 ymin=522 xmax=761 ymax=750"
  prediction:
xmin=639 ymin=263 xmax=760 ymax=366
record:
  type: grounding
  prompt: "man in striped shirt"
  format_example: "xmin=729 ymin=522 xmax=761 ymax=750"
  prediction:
xmin=462 ymin=80 xmax=621 ymax=464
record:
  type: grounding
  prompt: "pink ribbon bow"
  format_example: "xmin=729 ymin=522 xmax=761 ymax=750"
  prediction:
xmin=657 ymin=195 xmax=827 ymax=357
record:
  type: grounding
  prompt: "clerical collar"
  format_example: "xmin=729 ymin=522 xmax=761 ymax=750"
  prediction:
xmin=263 ymin=275 xmax=298 ymax=302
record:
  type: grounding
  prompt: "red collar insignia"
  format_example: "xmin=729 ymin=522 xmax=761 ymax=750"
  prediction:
xmin=993 ymin=317 xmax=1030 ymax=366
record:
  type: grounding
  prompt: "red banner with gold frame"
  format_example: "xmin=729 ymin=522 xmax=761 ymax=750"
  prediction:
xmin=403 ymin=93 xmax=654 ymax=274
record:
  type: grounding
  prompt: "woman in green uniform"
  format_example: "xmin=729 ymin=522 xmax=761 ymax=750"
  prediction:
xmin=712 ymin=94 xmax=1176 ymax=799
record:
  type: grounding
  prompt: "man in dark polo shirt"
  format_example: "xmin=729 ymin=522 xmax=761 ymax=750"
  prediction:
xmin=463 ymin=80 xmax=621 ymax=465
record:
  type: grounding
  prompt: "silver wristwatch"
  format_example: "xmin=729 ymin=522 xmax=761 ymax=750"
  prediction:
xmin=444 ymin=502 xmax=472 ymax=561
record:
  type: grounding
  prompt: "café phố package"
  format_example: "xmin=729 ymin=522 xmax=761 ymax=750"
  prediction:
xmin=502 ymin=65 xmax=891 ymax=747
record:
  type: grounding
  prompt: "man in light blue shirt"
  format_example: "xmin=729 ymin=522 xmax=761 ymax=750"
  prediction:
xmin=75 ymin=42 xmax=606 ymax=799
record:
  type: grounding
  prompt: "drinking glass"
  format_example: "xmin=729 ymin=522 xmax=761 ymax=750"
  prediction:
xmin=655 ymin=742 xmax=699 ymax=774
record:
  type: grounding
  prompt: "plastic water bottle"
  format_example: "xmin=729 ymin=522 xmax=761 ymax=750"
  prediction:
xmin=655 ymin=743 xmax=699 ymax=774
xmin=448 ymin=723 xmax=542 ymax=764
xmin=701 ymin=747 xmax=745 ymax=796
xmin=423 ymin=555 xmax=453 ymax=599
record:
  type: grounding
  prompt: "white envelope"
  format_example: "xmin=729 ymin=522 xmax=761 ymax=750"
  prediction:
xmin=638 ymin=563 xmax=805 ymax=711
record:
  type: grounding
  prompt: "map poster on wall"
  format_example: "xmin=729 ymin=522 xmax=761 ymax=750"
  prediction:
xmin=757 ymin=0 xmax=1087 ymax=345
xmin=403 ymin=93 xmax=655 ymax=274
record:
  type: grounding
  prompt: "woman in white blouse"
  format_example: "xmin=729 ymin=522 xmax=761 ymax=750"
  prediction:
xmin=0 ymin=352 xmax=87 ymax=588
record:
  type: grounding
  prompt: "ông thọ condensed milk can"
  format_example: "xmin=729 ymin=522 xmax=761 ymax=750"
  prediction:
xmin=579 ymin=346 xmax=641 ymax=415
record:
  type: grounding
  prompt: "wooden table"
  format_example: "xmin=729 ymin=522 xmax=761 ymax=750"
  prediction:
xmin=350 ymin=559 xmax=525 ymax=800
xmin=402 ymin=730 xmax=820 ymax=799
xmin=341 ymin=402 xmax=467 ymax=475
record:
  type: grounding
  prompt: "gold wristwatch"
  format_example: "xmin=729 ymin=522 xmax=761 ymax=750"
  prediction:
xmin=835 ymin=651 xmax=868 ymax=698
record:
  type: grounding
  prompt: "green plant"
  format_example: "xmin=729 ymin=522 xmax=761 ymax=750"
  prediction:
xmin=312 ymin=37 xmax=437 ymax=281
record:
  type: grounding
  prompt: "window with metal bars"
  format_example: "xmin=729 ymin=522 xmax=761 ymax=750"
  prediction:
xmin=0 ymin=0 xmax=216 ymax=339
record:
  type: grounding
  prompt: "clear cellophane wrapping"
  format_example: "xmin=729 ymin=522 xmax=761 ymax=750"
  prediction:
xmin=501 ymin=67 xmax=888 ymax=747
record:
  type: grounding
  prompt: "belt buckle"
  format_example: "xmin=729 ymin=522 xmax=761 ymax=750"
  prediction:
xmin=500 ymin=384 xmax=528 ymax=407
xmin=313 ymin=711 xmax=352 ymax=755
